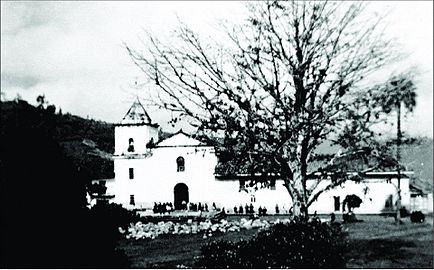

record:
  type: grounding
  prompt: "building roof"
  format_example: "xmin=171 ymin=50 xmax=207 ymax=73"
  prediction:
xmin=156 ymin=129 xmax=208 ymax=148
xmin=119 ymin=99 xmax=156 ymax=126
xmin=215 ymin=171 xmax=415 ymax=181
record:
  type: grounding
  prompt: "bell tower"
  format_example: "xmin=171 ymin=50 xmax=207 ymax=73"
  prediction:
xmin=114 ymin=99 xmax=159 ymax=156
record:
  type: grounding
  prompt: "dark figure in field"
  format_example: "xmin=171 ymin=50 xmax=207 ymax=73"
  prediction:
xmin=205 ymin=203 xmax=209 ymax=212
xmin=300 ymin=204 xmax=306 ymax=218
xmin=153 ymin=203 xmax=158 ymax=213
xmin=239 ymin=205 xmax=244 ymax=214
xmin=249 ymin=203 xmax=254 ymax=214
xmin=212 ymin=202 xmax=217 ymax=210
xmin=258 ymin=206 xmax=263 ymax=216
xmin=234 ymin=206 xmax=238 ymax=214
xmin=275 ymin=204 xmax=280 ymax=214
xmin=263 ymin=206 xmax=267 ymax=215
xmin=245 ymin=204 xmax=249 ymax=214
xmin=312 ymin=211 xmax=320 ymax=222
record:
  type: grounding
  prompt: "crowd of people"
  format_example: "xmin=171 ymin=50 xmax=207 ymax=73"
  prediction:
xmin=153 ymin=201 xmax=293 ymax=216
xmin=188 ymin=202 xmax=212 ymax=212
xmin=153 ymin=202 xmax=174 ymax=214
xmin=232 ymin=204 xmax=270 ymax=216
xmin=152 ymin=201 xmax=222 ymax=214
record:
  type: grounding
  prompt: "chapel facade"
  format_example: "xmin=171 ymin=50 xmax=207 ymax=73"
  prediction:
xmin=105 ymin=100 xmax=413 ymax=214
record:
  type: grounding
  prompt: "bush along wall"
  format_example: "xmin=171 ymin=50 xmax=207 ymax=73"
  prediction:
xmin=83 ymin=203 xmax=139 ymax=268
xmin=197 ymin=219 xmax=348 ymax=268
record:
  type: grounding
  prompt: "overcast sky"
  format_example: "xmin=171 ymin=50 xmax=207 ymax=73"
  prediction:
xmin=1 ymin=1 xmax=432 ymax=137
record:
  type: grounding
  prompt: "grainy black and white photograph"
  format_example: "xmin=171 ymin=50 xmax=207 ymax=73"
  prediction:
xmin=1 ymin=1 xmax=433 ymax=268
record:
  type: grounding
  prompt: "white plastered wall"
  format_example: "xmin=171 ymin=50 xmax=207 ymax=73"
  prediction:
xmin=114 ymin=125 xmax=158 ymax=155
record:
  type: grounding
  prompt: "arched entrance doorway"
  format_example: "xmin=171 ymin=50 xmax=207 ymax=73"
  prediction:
xmin=174 ymin=183 xmax=189 ymax=210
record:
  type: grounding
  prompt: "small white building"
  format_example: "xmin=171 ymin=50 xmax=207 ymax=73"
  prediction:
xmin=105 ymin=100 xmax=414 ymax=214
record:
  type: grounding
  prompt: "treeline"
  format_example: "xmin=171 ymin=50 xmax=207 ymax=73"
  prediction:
xmin=1 ymin=99 xmax=114 ymax=180
xmin=0 ymin=98 xmax=130 ymax=267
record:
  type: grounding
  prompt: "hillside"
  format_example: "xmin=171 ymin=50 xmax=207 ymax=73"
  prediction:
xmin=1 ymin=99 xmax=114 ymax=180
xmin=400 ymin=137 xmax=433 ymax=191
xmin=1 ymin=99 xmax=432 ymax=190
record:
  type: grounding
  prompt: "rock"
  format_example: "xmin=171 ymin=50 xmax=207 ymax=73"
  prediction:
xmin=251 ymin=219 xmax=263 ymax=228
xmin=220 ymin=219 xmax=228 ymax=226
xmin=211 ymin=224 xmax=219 ymax=231
xmin=125 ymin=217 xmax=273 ymax=240
xmin=241 ymin=219 xmax=253 ymax=229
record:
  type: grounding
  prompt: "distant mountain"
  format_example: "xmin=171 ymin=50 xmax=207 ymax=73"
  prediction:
xmin=400 ymin=137 xmax=433 ymax=192
xmin=314 ymin=137 xmax=433 ymax=192
xmin=1 ymin=99 xmax=114 ymax=181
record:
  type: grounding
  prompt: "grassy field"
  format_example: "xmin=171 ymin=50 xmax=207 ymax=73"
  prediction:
xmin=343 ymin=215 xmax=433 ymax=268
xmin=116 ymin=214 xmax=433 ymax=268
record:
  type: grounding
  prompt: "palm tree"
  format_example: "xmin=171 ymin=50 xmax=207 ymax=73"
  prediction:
xmin=375 ymin=72 xmax=417 ymax=224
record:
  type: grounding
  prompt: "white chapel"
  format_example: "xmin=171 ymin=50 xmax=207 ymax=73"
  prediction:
xmin=103 ymin=100 xmax=415 ymax=215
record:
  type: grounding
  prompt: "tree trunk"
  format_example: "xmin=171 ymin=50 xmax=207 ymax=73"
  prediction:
xmin=395 ymin=102 xmax=402 ymax=225
xmin=285 ymin=169 xmax=309 ymax=220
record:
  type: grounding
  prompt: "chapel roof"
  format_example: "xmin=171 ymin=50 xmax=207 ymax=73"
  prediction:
xmin=156 ymin=129 xmax=207 ymax=147
xmin=119 ymin=99 xmax=155 ymax=126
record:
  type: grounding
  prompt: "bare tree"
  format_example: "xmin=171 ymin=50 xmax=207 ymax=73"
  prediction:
xmin=126 ymin=1 xmax=406 ymax=217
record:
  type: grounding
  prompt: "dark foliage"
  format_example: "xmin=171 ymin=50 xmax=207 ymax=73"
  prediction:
xmin=410 ymin=211 xmax=425 ymax=223
xmin=343 ymin=213 xmax=362 ymax=223
xmin=89 ymin=181 xmax=108 ymax=196
xmin=197 ymin=220 xmax=347 ymax=268
xmin=83 ymin=203 xmax=138 ymax=268
xmin=0 ymin=103 xmax=128 ymax=268
xmin=400 ymin=206 xmax=410 ymax=218
xmin=1 ymin=100 xmax=114 ymax=180
xmin=90 ymin=202 xmax=139 ymax=230
xmin=343 ymin=194 xmax=363 ymax=212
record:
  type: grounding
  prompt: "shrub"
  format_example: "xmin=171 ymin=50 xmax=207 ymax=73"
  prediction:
xmin=197 ymin=219 xmax=348 ymax=268
xmin=84 ymin=203 xmax=138 ymax=268
xmin=400 ymin=207 xmax=410 ymax=218
xmin=343 ymin=194 xmax=363 ymax=212
xmin=410 ymin=211 xmax=425 ymax=223
xmin=343 ymin=212 xmax=362 ymax=223
xmin=90 ymin=202 xmax=139 ymax=230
